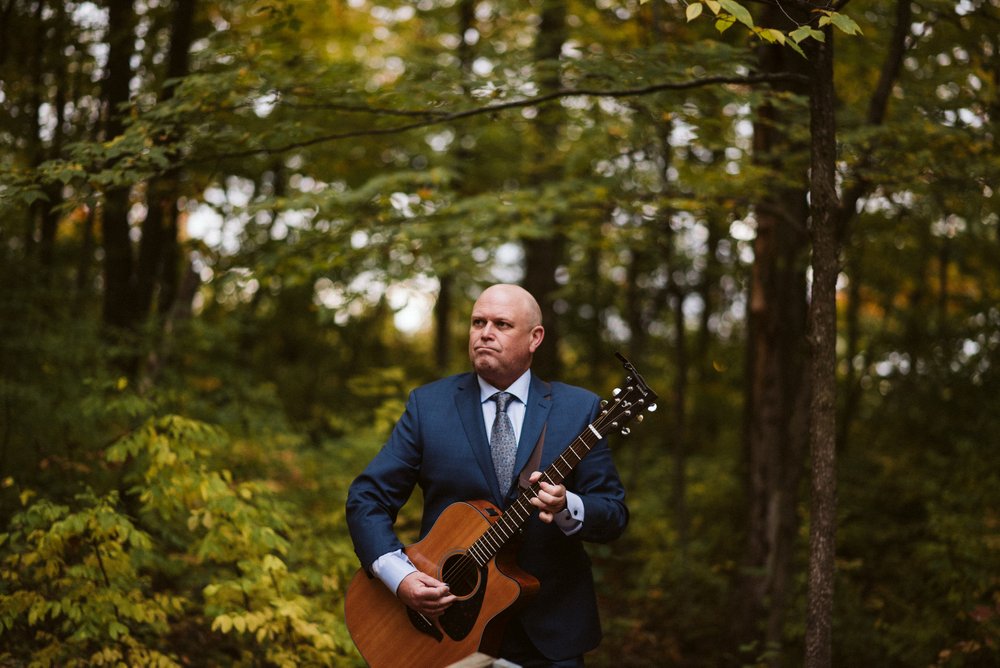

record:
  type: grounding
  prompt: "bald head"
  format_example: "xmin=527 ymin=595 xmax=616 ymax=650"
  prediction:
xmin=468 ymin=284 xmax=545 ymax=389
xmin=479 ymin=284 xmax=542 ymax=325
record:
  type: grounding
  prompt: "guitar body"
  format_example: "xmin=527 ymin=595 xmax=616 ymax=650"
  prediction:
xmin=345 ymin=500 xmax=540 ymax=668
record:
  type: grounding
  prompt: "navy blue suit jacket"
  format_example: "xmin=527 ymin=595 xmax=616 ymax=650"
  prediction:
xmin=346 ymin=372 xmax=629 ymax=660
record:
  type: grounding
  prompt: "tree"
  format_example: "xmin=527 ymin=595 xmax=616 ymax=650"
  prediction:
xmin=803 ymin=23 xmax=840 ymax=668
xmin=730 ymin=4 xmax=811 ymax=662
xmin=523 ymin=0 xmax=569 ymax=380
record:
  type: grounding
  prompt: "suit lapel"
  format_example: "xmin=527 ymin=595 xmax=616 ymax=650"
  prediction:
xmin=512 ymin=375 xmax=552 ymax=494
xmin=454 ymin=373 xmax=503 ymax=502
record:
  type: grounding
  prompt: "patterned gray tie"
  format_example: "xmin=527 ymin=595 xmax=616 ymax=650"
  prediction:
xmin=490 ymin=392 xmax=517 ymax=492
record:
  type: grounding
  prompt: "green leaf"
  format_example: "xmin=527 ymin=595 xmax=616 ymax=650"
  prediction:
xmin=109 ymin=621 xmax=129 ymax=640
xmin=718 ymin=0 xmax=754 ymax=29
xmin=790 ymin=25 xmax=825 ymax=43
xmin=20 ymin=189 xmax=49 ymax=206
xmin=686 ymin=3 xmax=703 ymax=21
xmin=830 ymin=12 xmax=863 ymax=36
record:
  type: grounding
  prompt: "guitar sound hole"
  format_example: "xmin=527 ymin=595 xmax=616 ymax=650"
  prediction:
xmin=441 ymin=552 xmax=480 ymax=598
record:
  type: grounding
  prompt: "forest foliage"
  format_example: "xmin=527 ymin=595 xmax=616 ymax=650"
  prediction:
xmin=1 ymin=0 xmax=999 ymax=666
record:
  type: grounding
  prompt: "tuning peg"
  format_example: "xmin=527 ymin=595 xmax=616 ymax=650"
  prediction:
xmin=635 ymin=415 xmax=644 ymax=423
xmin=600 ymin=400 xmax=609 ymax=408
xmin=621 ymin=427 xmax=631 ymax=436
xmin=612 ymin=387 xmax=621 ymax=397
xmin=647 ymin=403 xmax=658 ymax=413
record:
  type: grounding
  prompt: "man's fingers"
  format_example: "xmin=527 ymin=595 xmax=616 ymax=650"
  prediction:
xmin=419 ymin=584 xmax=450 ymax=600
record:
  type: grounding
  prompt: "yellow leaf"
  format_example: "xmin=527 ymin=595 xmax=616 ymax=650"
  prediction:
xmin=761 ymin=28 xmax=786 ymax=44
xmin=686 ymin=3 xmax=703 ymax=21
xmin=705 ymin=0 xmax=721 ymax=13
xmin=213 ymin=614 xmax=233 ymax=633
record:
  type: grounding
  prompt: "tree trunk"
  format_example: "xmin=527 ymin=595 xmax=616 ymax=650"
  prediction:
xmin=25 ymin=0 xmax=45 ymax=259
xmin=732 ymin=4 xmax=812 ymax=663
xmin=522 ymin=0 xmax=567 ymax=381
xmin=434 ymin=273 xmax=453 ymax=374
xmin=696 ymin=214 xmax=721 ymax=380
xmin=804 ymin=26 xmax=840 ymax=668
xmin=433 ymin=0 xmax=475 ymax=376
xmin=670 ymin=288 xmax=689 ymax=552
xmin=100 ymin=0 xmax=138 ymax=333
xmin=136 ymin=0 xmax=196 ymax=320
xmin=37 ymin=1 xmax=68 ymax=271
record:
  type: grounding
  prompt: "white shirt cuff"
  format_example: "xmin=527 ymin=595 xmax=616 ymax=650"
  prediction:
xmin=553 ymin=491 xmax=584 ymax=536
xmin=370 ymin=549 xmax=417 ymax=595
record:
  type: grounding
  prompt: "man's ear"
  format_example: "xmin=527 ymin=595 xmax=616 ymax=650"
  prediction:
xmin=528 ymin=325 xmax=545 ymax=353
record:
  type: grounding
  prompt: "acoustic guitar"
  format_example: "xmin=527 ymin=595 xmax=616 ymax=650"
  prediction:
xmin=344 ymin=353 xmax=657 ymax=667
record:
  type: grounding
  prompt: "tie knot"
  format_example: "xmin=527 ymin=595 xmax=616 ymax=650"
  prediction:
xmin=493 ymin=392 xmax=513 ymax=414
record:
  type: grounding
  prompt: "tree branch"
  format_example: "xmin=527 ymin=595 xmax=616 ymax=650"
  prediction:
xmin=196 ymin=72 xmax=810 ymax=163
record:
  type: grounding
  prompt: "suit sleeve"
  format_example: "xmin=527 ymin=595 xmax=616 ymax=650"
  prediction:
xmin=345 ymin=390 xmax=423 ymax=570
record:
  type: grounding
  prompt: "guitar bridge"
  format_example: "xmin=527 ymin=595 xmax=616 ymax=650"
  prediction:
xmin=406 ymin=608 xmax=444 ymax=642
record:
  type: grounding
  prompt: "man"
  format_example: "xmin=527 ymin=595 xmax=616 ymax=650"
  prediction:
xmin=346 ymin=284 xmax=628 ymax=667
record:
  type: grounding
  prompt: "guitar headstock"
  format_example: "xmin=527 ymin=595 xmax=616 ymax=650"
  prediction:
xmin=594 ymin=352 xmax=659 ymax=438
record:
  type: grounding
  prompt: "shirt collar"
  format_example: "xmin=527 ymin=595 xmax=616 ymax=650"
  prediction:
xmin=478 ymin=369 xmax=532 ymax=406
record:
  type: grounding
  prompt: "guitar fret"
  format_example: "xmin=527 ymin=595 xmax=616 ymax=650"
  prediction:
xmin=495 ymin=523 xmax=511 ymax=541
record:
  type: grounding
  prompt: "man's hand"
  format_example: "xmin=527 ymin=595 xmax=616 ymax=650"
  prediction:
xmin=396 ymin=571 xmax=456 ymax=618
xmin=527 ymin=470 xmax=568 ymax=524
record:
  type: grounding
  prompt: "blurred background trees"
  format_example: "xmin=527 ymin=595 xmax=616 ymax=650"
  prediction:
xmin=1 ymin=0 xmax=998 ymax=666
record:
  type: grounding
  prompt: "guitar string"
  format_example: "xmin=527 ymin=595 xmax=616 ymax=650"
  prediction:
xmin=439 ymin=384 xmax=648 ymax=589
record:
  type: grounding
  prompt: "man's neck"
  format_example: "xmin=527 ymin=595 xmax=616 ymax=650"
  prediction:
xmin=477 ymin=369 xmax=532 ymax=400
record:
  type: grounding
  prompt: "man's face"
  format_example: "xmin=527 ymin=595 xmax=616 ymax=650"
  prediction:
xmin=468 ymin=285 xmax=544 ymax=389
